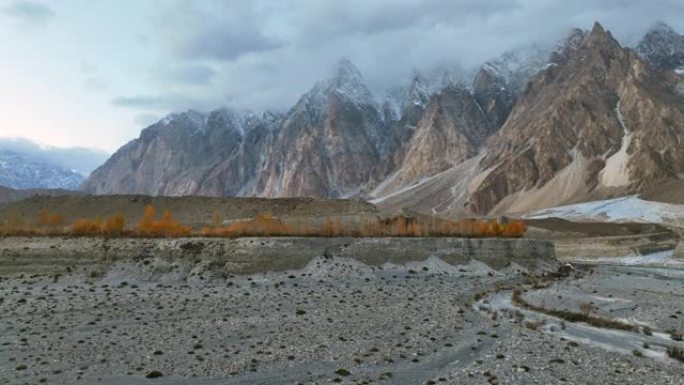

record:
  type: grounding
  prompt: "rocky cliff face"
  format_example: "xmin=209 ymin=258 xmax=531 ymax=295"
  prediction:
xmin=473 ymin=45 xmax=549 ymax=129
xmin=467 ymin=23 xmax=684 ymax=214
xmin=83 ymin=109 xmax=279 ymax=196
xmin=385 ymin=85 xmax=490 ymax=191
xmin=85 ymin=21 xmax=684 ymax=216
xmin=254 ymin=59 xmax=389 ymax=198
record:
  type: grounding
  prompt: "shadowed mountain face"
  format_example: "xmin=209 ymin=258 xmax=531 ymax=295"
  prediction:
xmin=636 ymin=21 xmax=684 ymax=71
xmin=84 ymin=22 xmax=684 ymax=216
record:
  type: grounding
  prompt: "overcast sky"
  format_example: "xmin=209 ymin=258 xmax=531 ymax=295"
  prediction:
xmin=1 ymin=0 xmax=682 ymax=152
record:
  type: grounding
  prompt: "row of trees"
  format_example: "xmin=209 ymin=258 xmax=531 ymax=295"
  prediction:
xmin=0 ymin=206 xmax=190 ymax=237
xmin=201 ymin=213 xmax=527 ymax=238
xmin=1 ymin=208 xmax=527 ymax=238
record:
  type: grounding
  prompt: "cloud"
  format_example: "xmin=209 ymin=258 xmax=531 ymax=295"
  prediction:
xmin=133 ymin=113 xmax=160 ymax=127
xmin=136 ymin=0 xmax=684 ymax=113
xmin=111 ymin=93 xmax=223 ymax=113
xmin=177 ymin=24 xmax=283 ymax=61
xmin=0 ymin=137 xmax=109 ymax=174
xmin=154 ymin=1 xmax=283 ymax=61
xmin=79 ymin=61 xmax=98 ymax=74
xmin=2 ymin=1 xmax=54 ymax=25
xmin=83 ymin=77 xmax=108 ymax=92
xmin=164 ymin=65 xmax=217 ymax=85
xmin=112 ymin=95 xmax=164 ymax=109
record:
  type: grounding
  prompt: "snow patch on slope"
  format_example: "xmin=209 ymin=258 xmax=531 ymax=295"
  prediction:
xmin=525 ymin=195 xmax=684 ymax=225
xmin=600 ymin=101 xmax=632 ymax=187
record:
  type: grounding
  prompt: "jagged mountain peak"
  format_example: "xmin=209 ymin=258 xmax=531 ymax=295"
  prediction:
xmin=381 ymin=71 xmax=430 ymax=122
xmin=160 ymin=109 xmax=207 ymax=129
xmin=587 ymin=21 xmax=620 ymax=48
xmin=479 ymin=44 xmax=549 ymax=85
xmin=303 ymin=58 xmax=376 ymax=108
xmin=636 ymin=20 xmax=684 ymax=71
xmin=156 ymin=108 xmax=281 ymax=138
xmin=551 ymin=28 xmax=586 ymax=62
xmin=473 ymin=43 xmax=550 ymax=129
xmin=549 ymin=23 xmax=625 ymax=66
xmin=646 ymin=20 xmax=679 ymax=35
xmin=590 ymin=21 xmax=606 ymax=35
xmin=332 ymin=58 xmax=364 ymax=86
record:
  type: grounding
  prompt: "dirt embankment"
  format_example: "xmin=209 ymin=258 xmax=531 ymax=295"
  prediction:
xmin=0 ymin=236 xmax=556 ymax=277
xmin=525 ymin=218 xmax=681 ymax=260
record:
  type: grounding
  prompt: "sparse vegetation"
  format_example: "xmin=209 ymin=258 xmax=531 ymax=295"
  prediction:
xmin=668 ymin=330 xmax=683 ymax=341
xmin=667 ymin=345 xmax=684 ymax=362
xmin=512 ymin=290 xmax=635 ymax=332
xmin=135 ymin=205 xmax=191 ymax=237
xmin=201 ymin=213 xmax=527 ymax=239
xmin=667 ymin=346 xmax=684 ymax=362
xmin=72 ymin=214 xmax=126 ymax=236
xmin=1 ymin=207 xmax=528 ymax=239
xmin=579 ymin=303 xmax=594 ymax=316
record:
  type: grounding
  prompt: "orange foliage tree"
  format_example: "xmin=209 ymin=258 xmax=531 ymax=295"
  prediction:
xmin=2 ymin=206 xmax=527 ymax=239
xmin=71 ymin=213 xmax=126 ymax=237
xmin=135 ymin=205 xmax=191 ymax=237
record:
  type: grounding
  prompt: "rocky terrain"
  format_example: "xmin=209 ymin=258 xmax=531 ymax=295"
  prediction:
xmin=1 ymin=247 xmax=683 ymax=384
xmin=0 ymin=236 xmax=556 ymax=276
xmin=81 ymin=22 xmax=684 ymax=219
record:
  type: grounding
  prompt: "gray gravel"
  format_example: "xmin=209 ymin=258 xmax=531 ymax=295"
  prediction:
xmin=1 ymin=257 xmax=683 ymax=384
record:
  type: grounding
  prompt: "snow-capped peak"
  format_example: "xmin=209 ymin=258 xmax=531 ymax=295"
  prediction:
xmin=304 ymin=58 xmax=376 ymax=108
xmin=332 ymin=58 xmax=365 ymax=88
xmin=160 ymin=110 xmax=207 ymax=130
xmin=647 ymin=20 xmax=678 ymax=36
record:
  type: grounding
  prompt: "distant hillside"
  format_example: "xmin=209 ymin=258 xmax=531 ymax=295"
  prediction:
xmin=0 ymin=138 xmax=109 ymax=175
xmin=0 ymin=150 xmax=85 ymax=190
xmin=0 ymin=185 xmax=80 ymax=205
xmin=0 ymin=195 xmax=376 ymax=228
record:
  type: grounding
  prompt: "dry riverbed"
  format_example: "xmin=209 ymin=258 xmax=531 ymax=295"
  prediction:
xmin=1 ymin=256 xmax=683 ymax=384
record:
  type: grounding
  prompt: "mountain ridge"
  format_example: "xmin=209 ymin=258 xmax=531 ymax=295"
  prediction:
xmin=83 ymin=21 xmax=684 ymax=217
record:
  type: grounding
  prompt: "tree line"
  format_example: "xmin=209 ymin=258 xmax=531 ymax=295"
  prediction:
xmin=0 ymin=206 xmax=527 ymax=238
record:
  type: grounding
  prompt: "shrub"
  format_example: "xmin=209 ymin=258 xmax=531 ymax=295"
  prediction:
xmin=40 ymin=209 xmax=64 ymax=227
xmin=579 ymin=303 xmax=594 ymax=316
xmin=667 ymin=346 xmax=684 ymax=362
xmin=102 ymin=214 xmax=126 ymax=236
xmin=72 ymin=218 xmax=102 ymax=236
xmin=71 ymin=213 xmax=125 ymax=236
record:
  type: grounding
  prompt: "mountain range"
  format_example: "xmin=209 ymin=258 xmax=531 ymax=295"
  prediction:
xmin=82 ymin=21 xmax=684 ymax=216
xmin=0 ymin=150 xmax=86 ymax=190
xmin=0 ymin=138 xmax=109 ymax=192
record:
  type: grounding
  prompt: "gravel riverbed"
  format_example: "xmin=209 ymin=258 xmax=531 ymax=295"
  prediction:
xmin=1 ymin=256 xmax=683 ymax=384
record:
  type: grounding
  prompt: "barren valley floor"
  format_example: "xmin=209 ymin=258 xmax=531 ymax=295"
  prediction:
xmin=1 ymin=253 xmax=683 ymax=385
